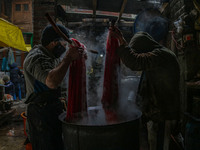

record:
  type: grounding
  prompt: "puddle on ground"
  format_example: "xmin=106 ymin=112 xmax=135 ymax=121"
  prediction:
xmin=0 ymin=101 xmax=26 ymax=150
xmin=0 ymin=121 xmax=25 ymax=150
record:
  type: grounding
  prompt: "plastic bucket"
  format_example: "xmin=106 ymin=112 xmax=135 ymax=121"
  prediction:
xmin=21 ymin=112 xmax=32 ymax=150
xmin=21 ymin=112 xmax=27 ymax=136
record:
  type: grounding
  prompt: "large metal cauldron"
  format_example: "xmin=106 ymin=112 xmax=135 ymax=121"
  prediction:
xmin=59 ymin=110 xmax=142 ymax=150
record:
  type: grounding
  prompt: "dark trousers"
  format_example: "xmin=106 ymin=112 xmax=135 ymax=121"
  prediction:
xmin=147 ymin=120 xmax=178 ymax=150
xmin=27 ymin=100 xmax=64 ymax=150
xmin=14 ymin=83 xmax=21 ymax=100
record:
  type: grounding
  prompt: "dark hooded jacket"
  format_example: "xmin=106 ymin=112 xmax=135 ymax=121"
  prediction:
xmin=9 ymin=63 xmax=22 ymax=85
xmin=116 ymin=32 xmax=180 ymax=121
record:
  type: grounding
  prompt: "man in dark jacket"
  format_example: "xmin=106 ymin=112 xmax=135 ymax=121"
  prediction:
xmin=9 ymin=63 xmax=22 ymax=100
xmin=23 ymin=24 xmax=85 ymax=150
xmin=111 ymin=25 xmax=181 ymax=149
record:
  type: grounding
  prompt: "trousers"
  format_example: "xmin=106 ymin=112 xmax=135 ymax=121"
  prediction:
xmin=147 ymin=120 xmax=178 ymax=150
xmin=27 ymin=98 xmax=64 ymax=150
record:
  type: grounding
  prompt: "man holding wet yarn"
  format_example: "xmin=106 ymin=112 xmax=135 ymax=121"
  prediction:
xmin=23 ymin=24 xmax=85 ymax=150
xmin=111 ymin=17 xmax=182 ymax=150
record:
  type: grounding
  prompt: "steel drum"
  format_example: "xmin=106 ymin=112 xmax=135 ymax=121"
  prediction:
xmin=59 ymin=109 xmax=142 ymax=150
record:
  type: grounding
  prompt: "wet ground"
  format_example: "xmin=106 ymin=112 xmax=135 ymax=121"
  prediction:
xmin=0 ymin=101 xmax=26 ymax=150
xmin=0 ymin=100 xmax=180 ymax=150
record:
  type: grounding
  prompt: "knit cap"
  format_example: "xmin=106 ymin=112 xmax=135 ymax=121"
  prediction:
xmin=41 ymin=24 xmax=70 ymax=46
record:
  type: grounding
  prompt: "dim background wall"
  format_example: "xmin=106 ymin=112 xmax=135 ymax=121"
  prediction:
xmin=163 ymin=0 xmax=200 ymax=116
xmin=0 ymin=0 xmax=12 ymax=21
xmin=33 ymin=0 xmax=55 ymax=45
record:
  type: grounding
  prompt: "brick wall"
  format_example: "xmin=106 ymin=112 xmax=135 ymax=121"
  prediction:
xmin=12 ymin=0 xmax=33 ymax=32
xmin=33 ymin=0 xmax=55 ymax=45
xmin=0 ymin=0 xmax=12 ymax=21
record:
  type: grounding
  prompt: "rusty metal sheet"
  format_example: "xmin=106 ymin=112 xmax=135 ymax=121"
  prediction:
xmin=57 ymin=0 xmax=161 ymax=14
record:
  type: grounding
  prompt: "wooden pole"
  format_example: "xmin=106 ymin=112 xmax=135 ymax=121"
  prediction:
xmin=117 ymin=0 xmax=127 ymax=23
xmin=45 ymin=13 xmax=73 ymax=44
xmin=45 ymin=13 xmax=98 ymax=54
xmin=92 ymin=0 xmax=97 ymax=20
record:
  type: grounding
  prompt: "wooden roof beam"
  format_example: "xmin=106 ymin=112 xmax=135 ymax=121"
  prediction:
xmin=160 ymin=2 xmax=169 ymax=13
xmin=92 ymin=0 xmax=97 ymax=20
xmin=117 ymin=0 xmax=127 ymax=23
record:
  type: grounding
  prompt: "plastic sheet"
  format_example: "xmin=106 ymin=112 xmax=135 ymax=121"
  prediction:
xmin=0 ymin=18 xmax=28 ymax=51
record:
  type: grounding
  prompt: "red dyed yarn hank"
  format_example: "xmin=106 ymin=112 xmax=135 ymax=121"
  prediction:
xmin=101 ymin=30 xmax=120 ymax=123
xmin=66 ymin=38 xmax=87 ymax=122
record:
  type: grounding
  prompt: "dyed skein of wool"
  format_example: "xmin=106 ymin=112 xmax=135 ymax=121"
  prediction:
xmin=101 ymin=29 xmax=120 ymax=123
xmin=66 ymin=38 xmax=87 ymax=122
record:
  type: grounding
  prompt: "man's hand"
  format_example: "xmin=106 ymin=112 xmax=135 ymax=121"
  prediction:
xmin=65 ymin=47 xmax=84 ymax=61
xmin=109 ymin=26 xmax=128 ymax=46
xmin=46 ymin=45 xmax=86 ymax=89
xmin=83 ymin=50 xmax=88 ymax=59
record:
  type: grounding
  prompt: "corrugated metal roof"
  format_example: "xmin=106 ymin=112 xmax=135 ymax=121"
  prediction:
xmin=57 ymin=0 xmax=162 ymax=14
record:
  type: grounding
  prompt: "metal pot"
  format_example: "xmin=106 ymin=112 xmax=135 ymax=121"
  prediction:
xmin=59 ymin=110 xmax=142 ymax=150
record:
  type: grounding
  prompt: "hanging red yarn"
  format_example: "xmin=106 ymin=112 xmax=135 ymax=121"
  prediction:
xmin=66 ymin=38 xmax=87 ymax=122
xmin=101 ymin=29 xmax=120 ymax=123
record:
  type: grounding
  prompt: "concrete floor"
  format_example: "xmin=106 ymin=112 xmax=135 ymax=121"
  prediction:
xmin=0 ymin=101 xmax=26 ymax=150
xmin=0 ymin=100 xmax=181 ymax=150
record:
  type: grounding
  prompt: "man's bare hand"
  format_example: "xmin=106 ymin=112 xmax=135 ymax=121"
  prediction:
xmin=83 ymin=50 xmax=88 ymax=59
xmin=109 ymin=26 xmax=128 ymax=46
xmin=65 ymin=47 xmax=84 ymax=61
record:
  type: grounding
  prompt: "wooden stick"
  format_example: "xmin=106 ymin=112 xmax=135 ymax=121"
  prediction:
xmin=92 ymin=0 xmax=97 ymax=19
xmin=45 ymin=13 xmax=72 ymax=44
xmin=45 ymin=13 xmax=98 ymax=54
xmin=117 ymin=0 xmax=127 ymax=23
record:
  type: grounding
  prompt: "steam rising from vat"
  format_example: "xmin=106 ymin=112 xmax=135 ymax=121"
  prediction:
xmin=64 ymin=29 xmax=141 ymax=125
